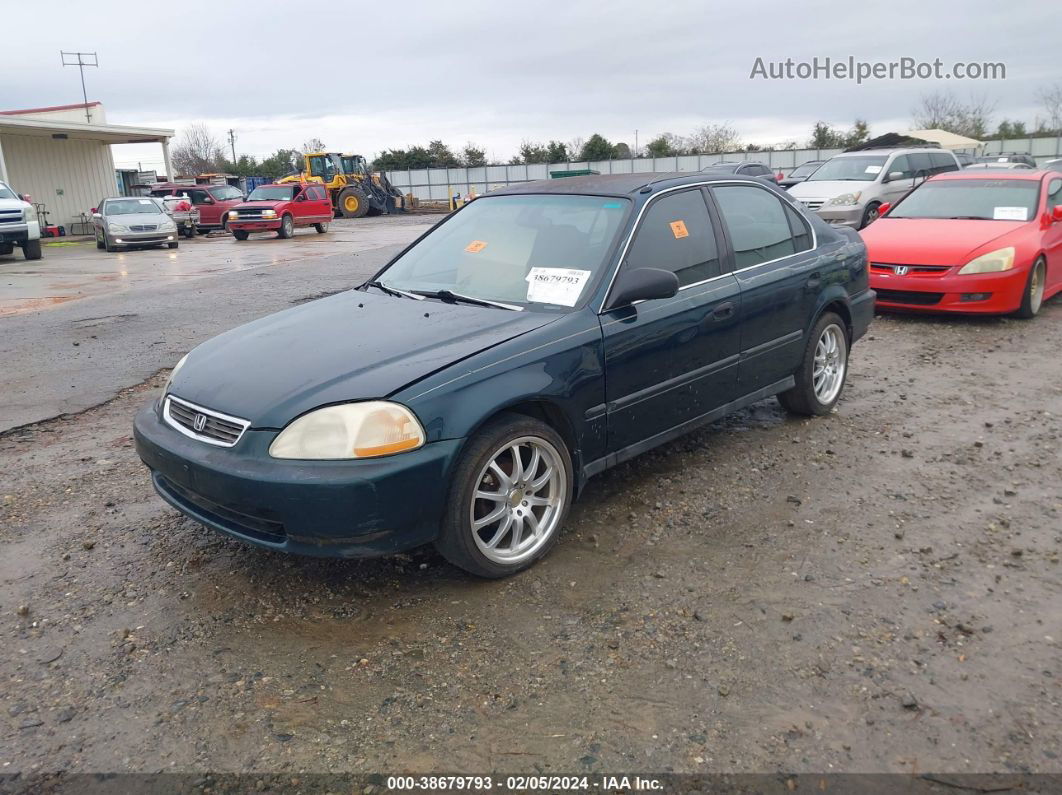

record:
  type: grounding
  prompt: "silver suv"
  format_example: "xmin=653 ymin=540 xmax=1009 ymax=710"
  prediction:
xmin=788 ymin=147 xmax=961 ymax=228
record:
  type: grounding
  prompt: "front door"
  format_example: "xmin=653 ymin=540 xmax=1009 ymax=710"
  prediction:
xmin=188 ymin=188 xmax=219 ymax=227
xmin=601 ymin=187 xmax=741 ymax=453
xmin=1044 ymin=176 xmax=1062 ymax=293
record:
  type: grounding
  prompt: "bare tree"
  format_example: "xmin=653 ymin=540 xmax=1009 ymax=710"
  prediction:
xmin=688 ymin=123 xmax=742 ymax=155
xmin=301 ymin=138 xmax=327 ymax=153
xmin=912 ymin=91 xmax=995 ymax=139
xmin=1038 ymin=84 xmax=1062 ymax=132
xmin=171 ymin=123 xmax=225 ymax=177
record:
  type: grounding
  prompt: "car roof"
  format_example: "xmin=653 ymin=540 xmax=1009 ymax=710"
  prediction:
xmin=831 ymin=147 xmax=948 ymax=157
xmin=930 ymin=169 xmax=1051 ymax=182
xmin=485 ymin=172 xmax=771 ymax=198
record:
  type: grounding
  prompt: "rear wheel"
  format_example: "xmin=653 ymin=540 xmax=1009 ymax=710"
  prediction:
xmin=1014 ymin=258 xmax=1046 ymax=319
xmin=778 ymin=312 xmax=848 ymax=416
xmin=338 ymin=188 xmax=369 ymax=218
xmin=182 ymin=226 xmax=195 ymax=239
xmin=233 ymin=230 xmax=249 ymax=241
xmin=277 ymin=214 xmax=294 ymax=239
xmin=435 ymin=414 xmax=573 ymax=578
xmin=21 ymin=239 xmax=42 ymax=260
xmin=314 ymin=222 xmax=329 ymax=234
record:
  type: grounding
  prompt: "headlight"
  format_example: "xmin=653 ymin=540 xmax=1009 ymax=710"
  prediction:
xmin=269 ymin=402 xmax=426 ymax=460
xmin=825 ymin=192 xmax=861 ymax=207
xmin=161 ymin=221 xmax=176 ymax=231
xmin=108 ymin=222 xmax=127 ymax=233
xmin=262 ymin=209 xmax=278 ymax=218
xmin=228 ymin=211 xmax=239 ymax=220
xmin=22 ymin=207 xmax=31 ymax=222
xmin=958 ymin=246 xmax=1015 ymax=275
xmin=163 ymin=354 xmax=188 ymax=396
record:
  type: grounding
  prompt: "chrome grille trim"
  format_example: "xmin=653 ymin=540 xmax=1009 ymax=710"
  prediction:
xmin=163 ymin=395 xmax=250 ymax=448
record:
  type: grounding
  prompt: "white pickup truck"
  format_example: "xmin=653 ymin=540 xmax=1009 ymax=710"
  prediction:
xmin=0 ymin=179 xmax=42 ymax=260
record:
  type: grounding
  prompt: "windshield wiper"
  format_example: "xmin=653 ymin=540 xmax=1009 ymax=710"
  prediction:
xmin=364 ymin=281 xmax=424 ymax=300
xmin=412 ymin=289 xmax=523 ymax=311
xmin=946 ymin=215 xmax=992 ymax=220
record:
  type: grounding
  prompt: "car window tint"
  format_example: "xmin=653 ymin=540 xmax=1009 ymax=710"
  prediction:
xmin=784 ymin=203 xmax=812 ymax=253
xmin=713 ymin=185 xmax=799 ymax=268
xmin=930 ymin=152 xmax=957 ymax=173
xmin=908 ymin=153 xmax=932 ymax=176
xmin=189 ymin=190 xmax=210 ymax=203
xmin=888 ymin=156 xmax=912 ymax=179
xmin=625 ymin=190 xmax=721 ymax=287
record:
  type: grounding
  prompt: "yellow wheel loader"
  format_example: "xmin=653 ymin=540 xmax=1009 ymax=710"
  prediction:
xmin=279 ymin=152 xmax=406 ymax=218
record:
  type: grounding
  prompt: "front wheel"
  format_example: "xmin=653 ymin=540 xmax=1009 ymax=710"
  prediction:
xmin=858 ymin=202 xmax=881 ymax=229
xmin=778 ymin=312 xmax=848 ymax=416
xmin=314 ymin=222 xmax=329 ymax=234
xmin=435 ymin=414 xmax=573 ymax=578
xmin=1014 ymin=258 xmax=1046 ymax=319
xmin=232 ymin=230 xmax=249 ymax=241
xmin=167 ymin=242 xmax=179 ymax=249
xmin=22 ymin=238 xmax=42 ymax=260
xmin=277 ymin=215 xmax=294 ymax=239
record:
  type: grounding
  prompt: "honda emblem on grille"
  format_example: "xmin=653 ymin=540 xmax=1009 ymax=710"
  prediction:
xmin=193 ymin=413 xmax=207 ymax=432
xmin=894 ymin=265 xmax=909 ymax=276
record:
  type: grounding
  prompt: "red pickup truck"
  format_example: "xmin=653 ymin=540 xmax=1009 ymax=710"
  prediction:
xmin=147 ymin=183 xmax=244 ymax=233
xmin=226 ymin=183 xmax=333 ymax=240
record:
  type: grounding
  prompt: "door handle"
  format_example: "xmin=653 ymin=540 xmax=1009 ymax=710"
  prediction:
xmin=712 ymin=301 xmax=735 ymax=321
xmin=806 ymin=273 xmax=822 ymax=289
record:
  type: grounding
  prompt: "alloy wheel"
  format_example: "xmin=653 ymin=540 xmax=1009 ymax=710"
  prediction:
xmin=1029 ymin=261 xmax=1045 ymax=315
xmin=813 ymin=324 xmax=847 ymax=404
xmin=469 ymin=436 xmax=566 ymax=565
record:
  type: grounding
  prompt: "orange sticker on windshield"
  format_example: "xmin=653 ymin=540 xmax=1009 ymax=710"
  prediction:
xmin=669 ymin=220 xmax=689 ymax=239
xmin=465 ymin=240 xmax=488 ymax=253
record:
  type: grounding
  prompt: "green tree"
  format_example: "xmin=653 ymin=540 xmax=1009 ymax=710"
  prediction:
xmin=515 ymin=141 xmax=550 ymax=164
xmin=462 ymin=143 xmax=486 ymax=167
xmin=545 ymin=141 xmax=569 ymax=163
xmin=809 ymin=121 xmax=846 ymax=149
xmin=996 ymin=119 xmax=1027 ymax=138
xmin=426 ymin=140 xmax=460 ymax=168
xmin=257 ymin=149 xmax=300 ymax=179
xmin=645 ymin=133 xmax=686 ymax=157
xmin=579 ymin=133 xmax=616 ymax=161
xmin=845 ymin=119 xmax=871 ymax=147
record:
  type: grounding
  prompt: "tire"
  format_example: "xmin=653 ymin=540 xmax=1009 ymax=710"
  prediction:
xmin=337 ymin=188 xmax=369 ymax=218
xmin=95 ymin=236 xmax=104 ymax=250
xmin=233 ymin=230 xmax=249 ymax=241
xmin=778 ymin=312 xmax=849 ymax=417
xmin=22 ymin=238 xmax=42 ymax=260
xmin=1013 ymin=258 xmax=1046 ymax=319
xmin=1 ymin=242 xmax=14 ymax=255
xmin=277 ymin=214 xmax=294 ymax=239
xmin=167 ymin=242 xmax=179 ymax=249
xmin=182 ymin=226 xmax=195 ymax=239
xmin=314 ymin=222 xmax=329 ymax=234
xmin=858 ymin=202 xmax=881 ymax=229
xmin=435 ymin=413 xmax=573 ymax=578
xmin=104 ymin=232 xmax=118 ymax=253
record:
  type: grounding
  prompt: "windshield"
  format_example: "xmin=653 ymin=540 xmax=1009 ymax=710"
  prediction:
xmin=210 ymin=185 xmax=243 ymax=200
xmin=105 ymin=198 xmax=163 ymax=215
xmin=888 ymin=179 xmax=1040 ymax=221
xmin=376 ymin=194 xmax=630 ymax=310
xmin=248 ymin=186 xmax=295 ymax=201
xmin=807 ymin=156 xmax=888 ymax=182
xmin=789 ymin=162 xmax=822 ymax=179
xmin=0 ymin=183 xmax=17 ymax=200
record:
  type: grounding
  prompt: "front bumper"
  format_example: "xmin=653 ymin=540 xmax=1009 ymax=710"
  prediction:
xmin=229 ymin=219 xmax=281 ymax=231
xmin=134 ymin=401 xmax=462 ymax=557
xmin=814 ymin=204 xmax=864 ymax=228
xmin=0 ymin=220 xmax=38 ymax=244
xmin=869 ymin=268 xmax=1027 ymax=314
xmin=111 ymin=230 xmax=177 ymax=246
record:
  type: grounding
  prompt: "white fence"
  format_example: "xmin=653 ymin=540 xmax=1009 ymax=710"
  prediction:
xmin=386 ymin=135 xmax=1062 ymax=201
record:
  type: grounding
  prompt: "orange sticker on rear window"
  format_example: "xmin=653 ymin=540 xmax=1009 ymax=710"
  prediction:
xmin=669 ymin=220 xmax=689 ymax=239
xmin=465 ymin=240 xmax=488 ymax=253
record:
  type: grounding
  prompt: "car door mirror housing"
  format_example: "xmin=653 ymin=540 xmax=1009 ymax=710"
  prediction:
xmin=605 ymin=267 xmax=680 ymax=311
xmin=878 ymin=202 xmax=891 ymax=216
xmin=883 ymin=171 xmax=905 ymax=183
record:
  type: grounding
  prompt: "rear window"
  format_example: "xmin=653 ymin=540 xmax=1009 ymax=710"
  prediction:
xmin=209 ymin=186 xmax=243 ymax=201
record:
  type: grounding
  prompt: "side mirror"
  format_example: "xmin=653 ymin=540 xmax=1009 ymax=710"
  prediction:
xmin=605 ymin=267 xmax=679 ymax=311
xmin=883 ymin=171 xmax=905 ymax=183
xmin=1053 ymin=206 xmax=1062 ymax=223
xmin=90 ymin=207 xmax=97 ymax=214
xmin=92 ymin=212 xmax=102 ymax=219
xmin=878 ymin=202 xmax=891 ymax=217
xmin=295 ymin=194 xmax=306 ymax=202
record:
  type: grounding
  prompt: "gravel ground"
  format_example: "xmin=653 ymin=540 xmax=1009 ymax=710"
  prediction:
xmin=1 ymin=291 xmax=1060 ymax=776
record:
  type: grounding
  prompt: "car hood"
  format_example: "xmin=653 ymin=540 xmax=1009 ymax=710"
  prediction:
xmin=109 ymin=212 xmax=170 ymax=226
xmin=233 ymin=200 xmax=285 ymax=209
xmin=788 ymin=179 xmax=873 ymax=200
xmin=168 ymin=290 xmax=560 ymax=428
xmin=860 ymin=218 xmax=1024 ymax=265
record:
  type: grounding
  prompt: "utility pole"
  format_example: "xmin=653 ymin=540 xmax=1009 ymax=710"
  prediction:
xmin=60 ymin=51 xmax=99 ymax=122
xmin=228 ymin=129 xmax=237 ymax=165
xmin=634 ymin=129 xmax=639 ymax=158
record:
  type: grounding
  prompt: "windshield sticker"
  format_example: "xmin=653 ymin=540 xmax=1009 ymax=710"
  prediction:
xmin=993 ymin=206 xmax=1028 ymax=221
xmin=997 ymin=157 xmax=1008 ymax=162
xmin=669 ymin=220 xmax=689 ymax=239
xmin=138 ymin=199 xmax=154 ymax=205
xmin=602 ymin=202 xmax=624 ymax=209
xmin=864 ymin=165 xmax=882 ymax=174
xmin=525 ymin=267 xmax=591 ymax=307
xmin=464 ymin=240 xmax=488 ymax=253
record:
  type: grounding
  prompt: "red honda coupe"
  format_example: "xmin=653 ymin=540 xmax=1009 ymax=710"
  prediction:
xmin=860 ymin=170 xmax=1062 ymax=318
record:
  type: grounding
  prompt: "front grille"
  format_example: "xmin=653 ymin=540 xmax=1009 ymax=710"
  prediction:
xmin=128 ymin=224 xmax=158 ymax=232
xmin=164 ymin=395 xmax=249 ymax=447
xmin=235 ymin=209 xmax=271 ymax=219
xmin=0 ymin=210 xmax=23 ymax=224
xmin=871 ymin=263 xmax=952 ymax=276
xmin=155 ymin=474 xmax=287 ymax=543
xmin=875 ymin=289 xmax=944 ymax=305
xmin=801 ymin=200 xmax=825 ymax=211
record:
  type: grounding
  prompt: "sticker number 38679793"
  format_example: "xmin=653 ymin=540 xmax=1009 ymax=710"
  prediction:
xmin=525 ymin=267 xmax=592 ymax=306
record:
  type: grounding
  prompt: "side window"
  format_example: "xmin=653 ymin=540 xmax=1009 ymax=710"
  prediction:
xmin=1047 ymin=179 xmax=1062 ymax=213
xmin=908 ymin=153 xmax=932 ymax=177
xmin=713 ymin=184 xmax=800 ymax=268
xmin=625 ymin=190 xmax=721 ymax=287
xmin=312 ymin=186 xmax=327 ymax=201
xmin=189 ymin=189 xmax=210 ymax=204
xmin=783 ymin=203 xmax=813 ymax=253
xmin=888 ymin=155 xmax=912 ymax=179
xmin=930 ymin=152 xmax=959 ymax=174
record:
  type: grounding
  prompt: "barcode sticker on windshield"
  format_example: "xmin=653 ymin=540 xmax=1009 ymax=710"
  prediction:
xmin=864 ymin=165 xmax=882 ymax=174
xmin=993 ymin=206 xmax=1027 ymax=221
xmin=669 ymin=220 xmax=689 ymax=239
xmin=138 ymin=199 xmax=154 ymax=205
xmin=465 ymin=240 xmax=488 ymax=253
xmin=526 ymin=267 xmax=591 ymax=306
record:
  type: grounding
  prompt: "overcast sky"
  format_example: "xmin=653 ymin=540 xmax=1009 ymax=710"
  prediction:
xmin=2 ymin=0 xmax=1054 ymax=171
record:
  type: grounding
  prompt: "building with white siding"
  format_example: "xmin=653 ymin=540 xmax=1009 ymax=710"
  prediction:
xmin=0 ymin=102 xmax=173 ymax=232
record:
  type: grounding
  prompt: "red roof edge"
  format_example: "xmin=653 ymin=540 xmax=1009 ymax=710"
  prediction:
xmin=0 ymin=101 xmax=102 ymax=116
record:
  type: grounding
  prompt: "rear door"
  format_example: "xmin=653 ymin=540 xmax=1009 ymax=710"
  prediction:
xmin=710 ymin=182 xmax=820 ymax=392
xmin=308 ymin=185 xmax=332 ymax=222
xmin=601 ymin=187 xmax=741 ymax=453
